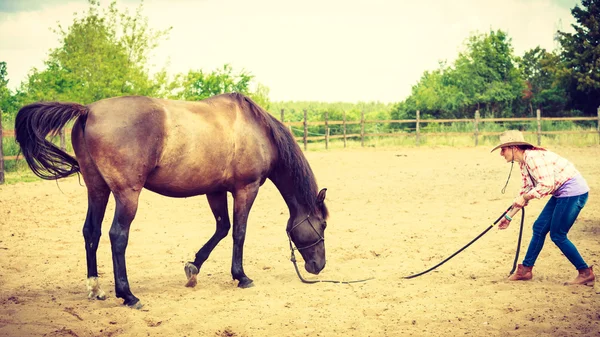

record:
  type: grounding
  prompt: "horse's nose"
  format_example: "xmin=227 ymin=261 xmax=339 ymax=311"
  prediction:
xmin=316 ymin=260 xmax=326 ymax=273
xmin=305 ymin=260 xmax=325 ymax=275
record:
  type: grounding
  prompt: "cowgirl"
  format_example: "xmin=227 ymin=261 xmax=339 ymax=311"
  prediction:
xmin=493 ymin=130 xmax=594 ymax=285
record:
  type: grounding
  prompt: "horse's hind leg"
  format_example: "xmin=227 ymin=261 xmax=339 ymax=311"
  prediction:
xmin=74 ymin=124 xmax=111 ymax=301
xmin=185 ymin=191 xmax=231 ymax=287
xmin=83 ymin=180 xmax=110 ymax=300
xmin=108 ymin=189 xmax=142 ymax=308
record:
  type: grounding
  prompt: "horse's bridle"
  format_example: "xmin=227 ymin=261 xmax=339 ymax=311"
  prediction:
xmin=286 ymin=215 xmax=373 ymax=284
xmin=286 ymin=215 xmax=324 ymax=252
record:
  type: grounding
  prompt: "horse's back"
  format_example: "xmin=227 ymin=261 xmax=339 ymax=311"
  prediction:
xmin=78 ymin=94 xmax=276 ymax=197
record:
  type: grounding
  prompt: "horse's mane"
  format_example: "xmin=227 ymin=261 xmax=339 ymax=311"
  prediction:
xmin=232 ymin=93 xmax=328 ymax=219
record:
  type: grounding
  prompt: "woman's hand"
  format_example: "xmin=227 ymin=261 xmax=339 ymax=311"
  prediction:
xmin=498 ymin=217 xmax=511 ymax=230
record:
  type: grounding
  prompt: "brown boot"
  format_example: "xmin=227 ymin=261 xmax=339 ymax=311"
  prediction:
xmin=565 ymin=265 xmax=595 ymax=286
xmin=508 ymin=264 xmax=533 ymax=281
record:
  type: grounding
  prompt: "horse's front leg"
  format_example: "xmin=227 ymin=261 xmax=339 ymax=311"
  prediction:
xmin=185 ymin=192 xmax=231 ymax=287
xmin=231 ymin=183 xmax=260 ymax=288
xmin=109 ymin=191 xmax=142 ymax=308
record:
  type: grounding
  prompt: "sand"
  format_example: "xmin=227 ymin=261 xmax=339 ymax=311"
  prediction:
xmin=1 ymin=146 xmax=599 ymax=337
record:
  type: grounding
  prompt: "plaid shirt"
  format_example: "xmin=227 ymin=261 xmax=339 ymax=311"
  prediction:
xmin=519 ymin=149 xmax=581 ymax=200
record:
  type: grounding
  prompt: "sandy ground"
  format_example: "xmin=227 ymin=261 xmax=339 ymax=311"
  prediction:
xmin=0 ymin=146 xmax=599 ymax=337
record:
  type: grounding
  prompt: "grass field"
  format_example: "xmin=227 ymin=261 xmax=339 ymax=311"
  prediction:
xmin=2 ymin=123 xmax=599 ymax=184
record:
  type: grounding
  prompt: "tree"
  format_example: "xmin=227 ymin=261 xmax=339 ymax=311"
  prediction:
xmin=22 ymin=0 xmax=171 ymax=104
xmin=558 ymin=0 xmax=600 ymax=114
xmin=452 ymin=30 xmax=525 ymax=117
xmin=0 ymin=62 xmax=23 ymax=117
xmin=395 ymin=30 xmax=525 ymax=120
xmin=518 ymin=47 xmax=568 ymax=116
xmin=0 ymin=62 xmax=10 ymax=112
xmin=408 ymin=65 xmax=469 ymax=119
xmin=249 ymin=83 xmax=271 ymax=111
xmin=168 ymin=64 xmax=253 ymax=101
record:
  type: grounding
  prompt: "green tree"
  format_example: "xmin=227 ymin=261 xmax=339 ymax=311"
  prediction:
xmin=394 ymin=30 xmax=525 ymax=120
xmin=249 ymin=83 xmax=271 ymax=111
xmin=407 ymin=65 xmax=468 ymax=119
xmin=0 ymin=62 xmax=24 ymax=118
xmin=518 ymin=47 xmax=568 ymax=116
xmin=453 ymin=30 xmax=525 ymax=117
xmin=0 ymin=62 xmax=11 ymax=113
xmin=22 ymin=0 xmax=171 ymax=104
xmin=168 ymin=64 xmax=253 ymax=101
xmin=558 ymin=0 xmax=600 ymax=115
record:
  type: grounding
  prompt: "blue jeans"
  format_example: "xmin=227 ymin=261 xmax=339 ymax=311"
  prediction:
xmin=522 ymin=192 xmax=589 ymax=270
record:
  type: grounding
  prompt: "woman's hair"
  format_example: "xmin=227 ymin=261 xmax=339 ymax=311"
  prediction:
xmin=516 ymin=145 xmax=546 ymax=151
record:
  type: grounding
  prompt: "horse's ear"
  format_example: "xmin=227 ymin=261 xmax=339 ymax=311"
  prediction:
xmin=317 ymin=188 xmax=327 ymax=203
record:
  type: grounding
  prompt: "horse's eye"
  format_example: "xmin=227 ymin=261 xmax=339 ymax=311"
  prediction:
xmin=322 ymin=221 xmax=327 ymax=229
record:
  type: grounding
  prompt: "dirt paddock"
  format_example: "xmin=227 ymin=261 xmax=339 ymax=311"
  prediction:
xmin=1 ymin=147 xmax=599 ymax=337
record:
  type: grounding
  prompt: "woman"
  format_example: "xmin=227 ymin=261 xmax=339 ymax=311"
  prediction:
xmin=492 ymin=130 xmax=594 ymax=285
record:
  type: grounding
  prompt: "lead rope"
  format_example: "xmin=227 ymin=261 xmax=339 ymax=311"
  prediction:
xmin=501 ymin=148 xmax=525 ymax=276
xmin=509 ymin=207 xmax=525 ymax=276
xmin=403 ymin=205 xmax=524 ymax=279
xmin=290 ymin=207 xmax=524 ymax=282
xmin=288 ymin=238 xmax=374 ymax=284
xmin=501 ymin=149 xmax=515 ymax=194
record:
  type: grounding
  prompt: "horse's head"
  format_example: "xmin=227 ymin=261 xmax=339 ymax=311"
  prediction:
xmin=287 ymin=188 xmax=329 ymax=275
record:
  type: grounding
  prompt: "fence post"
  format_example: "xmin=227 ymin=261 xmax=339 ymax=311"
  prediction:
xmin=536 ymin=109 xmax=542 ymax=146
xmin=343 ymin=110 xmax=347 ymax=148
xmin=325 ymin=111 xmax=329 ymax=150
xmin=360 ymin=110 xmax=365 ymax=147
xmin=303 ymin=109 xmax=308 ymax=151
xmin=0 ymin=108 xmax=4 ymax=185
xmin=280 ymin=108 xmax=284 ymax=123
xmin=474 ymin=110 xmax=480 ymax=146
xmin=416 ymin=110 xmax=421 ymax=146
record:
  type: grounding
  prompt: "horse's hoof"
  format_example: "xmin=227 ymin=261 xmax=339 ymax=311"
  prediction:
xmin=88 ymin=291 xmax=106 ymax=300
xmin=238 ymin=279 xmax=254 ymax=288
xmin=130 ymin=301 xmax=143 ymax=310
xmin=184 ymin=262 xmax=199 ymax=279
xmin=86 ymin=277 xmax=106 ymax=301
xmin=185 ymin=274 xmax=198 ymax=288
xmin=125 ymin=299 xmax=143 ymax=310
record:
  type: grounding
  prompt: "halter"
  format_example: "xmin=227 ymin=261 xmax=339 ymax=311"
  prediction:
xmin=286 ymin=215 xmax=324 ymax=251
xmin=285 ymin=214 xmax=374 ymax=284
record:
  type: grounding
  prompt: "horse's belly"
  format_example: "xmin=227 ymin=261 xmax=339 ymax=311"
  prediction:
xmin=143 ymin=162 xmax=267 ymax=198
xmin=143 ymin=181 xmax=221 ymax=198
xmin=143 ymin=169 xmax=228 ymax=197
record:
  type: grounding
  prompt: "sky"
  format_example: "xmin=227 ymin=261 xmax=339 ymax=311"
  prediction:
xmin=0 ymin=0 xmax=580 ymax=103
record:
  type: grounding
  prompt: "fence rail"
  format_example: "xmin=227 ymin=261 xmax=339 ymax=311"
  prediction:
xmin=283 ymin=108 xmax=600 ymax=150
xmin=2 ymin=108 xmax=600 ymax=184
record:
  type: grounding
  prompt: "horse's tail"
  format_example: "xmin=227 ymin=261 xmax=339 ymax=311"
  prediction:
xmin=15 ymin=101 xmax=88 ymax=180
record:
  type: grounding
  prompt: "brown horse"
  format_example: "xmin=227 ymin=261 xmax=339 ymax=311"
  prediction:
xmin=15 ymin=93 xmax=329 ymax=309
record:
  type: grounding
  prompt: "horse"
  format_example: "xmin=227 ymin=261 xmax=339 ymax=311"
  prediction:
xmin=15 ymin=93 xmax=329 ymax=309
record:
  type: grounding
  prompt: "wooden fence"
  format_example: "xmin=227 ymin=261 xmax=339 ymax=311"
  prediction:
xmin=283 ymin=108 xmax=600 ymax=150
xmin=1 ymin=108 xmax=599 ymax=184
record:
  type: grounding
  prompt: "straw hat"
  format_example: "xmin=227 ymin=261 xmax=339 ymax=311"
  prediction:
xmin=490 ymin=130 xmax=534 ymax=152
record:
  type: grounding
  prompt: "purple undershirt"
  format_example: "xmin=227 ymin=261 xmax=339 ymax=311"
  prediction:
xmin=553 ymin=174 xmax=590 ymax=197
